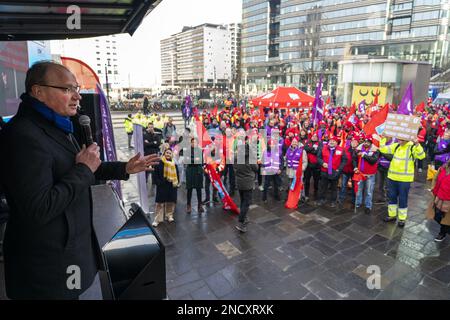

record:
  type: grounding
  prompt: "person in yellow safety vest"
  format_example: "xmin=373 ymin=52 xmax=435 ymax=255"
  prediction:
xmin=132 ymin=112 xmax=145 ymax=128
xmin=124 ymin=113 xmax=134 ymax=148
xmin=379 ymin=136 xmax=426 ymax=227
xmin=153 ymin=115 xmax=165 ymax=131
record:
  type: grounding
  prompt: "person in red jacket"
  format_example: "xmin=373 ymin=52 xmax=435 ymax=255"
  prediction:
xmin=353 ymin=136 xmax=380 ymax=214
xmin=431 ymin=160 xmax=450 ymax=241
xmin=417 ymin=125 xmax=427 ymax=173
xmin=316 ymin=135 xmax=348 ymax=207
xmin=338 ymin=137 xmax=359 ymax=205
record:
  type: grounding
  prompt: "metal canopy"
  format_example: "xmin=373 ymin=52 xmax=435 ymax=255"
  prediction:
xmin=0 ymin=0 xmax=162 ymax=41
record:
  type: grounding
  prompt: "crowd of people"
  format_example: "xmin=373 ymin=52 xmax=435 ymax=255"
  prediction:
xmin=124 ymin=98 xmax=450 ymax=239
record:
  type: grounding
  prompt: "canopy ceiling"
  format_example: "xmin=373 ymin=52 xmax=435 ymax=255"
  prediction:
xmin=0 ymin=0 xmax=162 ymax=41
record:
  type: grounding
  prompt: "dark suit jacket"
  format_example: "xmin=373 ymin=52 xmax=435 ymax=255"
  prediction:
xmin=0 ymin=99 xmax=129 ymax=299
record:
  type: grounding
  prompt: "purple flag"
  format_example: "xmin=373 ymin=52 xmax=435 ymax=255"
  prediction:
xmin=312 ymin=75 xmax=324 ymax=126
xmin=358 ymin=100 xmax=366 ymax=114
xmin=97 ymin=83 xmax=122 ymax=200
xmin=397 ymin=83 xmax=414 ymax=115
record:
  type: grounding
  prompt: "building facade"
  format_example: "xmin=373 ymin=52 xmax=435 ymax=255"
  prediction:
xmin=241 ymin=0 xmax=450 ymax=97
xmin=229 ymin=23 xmax=242 ymax=93
xmin=160 ymin=23 xmax=233 ymax=92
xmin=51 ymin=35 xmax=122 ymax=91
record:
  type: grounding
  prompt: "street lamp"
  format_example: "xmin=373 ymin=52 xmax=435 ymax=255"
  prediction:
xmin=105 ymin=58 xmax=111 ymax=104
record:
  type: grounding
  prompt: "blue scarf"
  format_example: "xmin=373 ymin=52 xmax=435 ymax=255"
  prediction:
xmin=23 ymin=93 xmax=74 ymax=134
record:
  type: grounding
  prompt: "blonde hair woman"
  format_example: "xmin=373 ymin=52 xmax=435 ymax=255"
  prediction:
xmin=152 ymin=148 xmax=180 ymax=227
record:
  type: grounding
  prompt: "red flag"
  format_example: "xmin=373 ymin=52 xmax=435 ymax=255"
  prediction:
xmin=326 ymin=96 xmax=331 ymax=105
xmin=372 ymin=89 xmax=380 ymax=106
xmin=195 ymin=119 xmax=212 ymax=148
xmin=285 ymin=154 xmax=304 ymax=209
xmin=258 ymin=106 xmax=265 ymax=122
xmin=352 ymin=157 xmax=366 ymax=198
xmin=345 ymin=103 xmax=357 ymax=124
xmin=212 ymin=105 xmax=218 ymax=117
xmin=415 ymin=101 xmax=425 ymax=113
xmin=363 ymin=103 xmax=389 ymax=147
xmin=205 ymin=163 xmax=239 ymax=214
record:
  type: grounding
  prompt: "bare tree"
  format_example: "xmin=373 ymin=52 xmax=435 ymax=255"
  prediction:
xmin=300 ymin=4 xmax=322 ymax=95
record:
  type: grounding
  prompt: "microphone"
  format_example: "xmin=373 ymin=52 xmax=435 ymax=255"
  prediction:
xmin=79 ymin=115 xmax=94 ymax=146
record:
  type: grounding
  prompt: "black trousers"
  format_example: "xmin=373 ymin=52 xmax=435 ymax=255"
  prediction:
xmin=417 ymin=142 xmax=427 ymax=169
xmin=435 ymin=207 xmax=450 ymax=234
xmin=319 ymin=176 xmax=338 ymax=203
xmin=238 ymin=190 xmax=252 ymax=223
xmin=257 ymin=164 xmax=263 ymax=186
xmin=187 ymin=188 xmax=202 ymax=206
xmin=223 ymin=164 xmax=236 ymax=192
xmin=377 ymin=166 xmax=388 ymax=195
xmin=304 ymin=166 xmax=320 ymax=198
xmin=263 ymin=174 xmax=281 ymax=200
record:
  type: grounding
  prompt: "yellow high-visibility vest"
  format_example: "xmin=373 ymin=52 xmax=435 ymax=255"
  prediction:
xmin=124 ymin=117 xmax=133 ymax=133
xmin=380 ymin=141 xmax=425 ymax=182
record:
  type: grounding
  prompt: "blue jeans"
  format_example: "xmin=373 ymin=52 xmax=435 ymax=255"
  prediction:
xmin=339 ymin=173 xmax=355 ymax=203
xmin=355 ymin=175 xmax=376 ymax=209
xmin=387 ymin=178 xmax=411 ymax=209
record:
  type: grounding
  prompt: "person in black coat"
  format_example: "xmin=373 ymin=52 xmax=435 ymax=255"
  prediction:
xmin=152 ymin=148 xmax=180 ymax=227
xmin=185 ymin=138 xmax=204 ymax=214
xmin=0 ymin=61 xmax=159 ymax=300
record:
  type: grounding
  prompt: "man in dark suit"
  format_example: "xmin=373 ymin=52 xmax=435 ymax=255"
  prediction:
xmin=0 ymin=61 xmax=159 ymax=299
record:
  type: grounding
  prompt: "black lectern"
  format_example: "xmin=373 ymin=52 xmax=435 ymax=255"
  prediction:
xmin=99 ymin=203 xmax=166 ymax=300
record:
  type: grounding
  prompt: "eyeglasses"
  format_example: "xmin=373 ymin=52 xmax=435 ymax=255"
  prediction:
xmin=39 ymin=84 xmax=81 ymax=94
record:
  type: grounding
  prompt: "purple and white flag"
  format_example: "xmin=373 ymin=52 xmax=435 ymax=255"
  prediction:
xmin=312 ymin=75 xmax=324 ymax=126
xmin=397 ymin=82 xmax=414 ymax=115
xmin=358 ymin=100 xmax=366 ymax=114
xmin=97 ymin=83 xmax=123 ymax=200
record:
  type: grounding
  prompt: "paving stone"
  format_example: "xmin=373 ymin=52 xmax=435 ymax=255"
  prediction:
xmin=167 ymin=279 xmax=206 ymax=299
xmin=215 ymin=240 xmax=243 ymax=260
xmin=205 ymin=272 xmax=234 ymax=298
xmin=309 ymin=240 xmax=338 ymax=257
xmin=364 ymin=234 xmax=389 ymax=248
xmin=304 ymin=279 xmax=345 ymax=300
xmin=190 ymin=285 xmax=218 ymax=300
xmin=430 ymin=265 xmax=450 ymax=285
xmin=299 ymin=245 xmax=329 ymax=264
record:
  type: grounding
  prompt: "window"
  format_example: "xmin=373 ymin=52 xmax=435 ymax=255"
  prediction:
xmin=413 ymin=10 xmax=440 ymax=21
xmin=392 ymin=2 xmax=412 ymax=11
xmin=243 ymin=2 xmax=268 ymax=15
xmin=391 ymin=17 xmax=411 ymax=26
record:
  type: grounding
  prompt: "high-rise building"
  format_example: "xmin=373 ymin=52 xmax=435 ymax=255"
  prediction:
xmin=50 ymin=35 xmax=122 ymax=90
xmin=229 ymin=23 xmax=242 ymax=92
xmin=241 ymin=0 xmax=450 ymax=96
xmin=160 ymin=23 xmax=232 ymax=91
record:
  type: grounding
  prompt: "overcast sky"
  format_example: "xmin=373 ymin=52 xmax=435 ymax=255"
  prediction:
xmin=117 ymin=0 xmax=242 ymax=88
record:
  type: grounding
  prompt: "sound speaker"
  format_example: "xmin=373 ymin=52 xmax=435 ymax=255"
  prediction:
xmin=100 ymin=203 xmax=167 ymax=300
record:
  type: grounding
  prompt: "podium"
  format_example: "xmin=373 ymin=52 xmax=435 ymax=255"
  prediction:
xmin=99 ymin=203 xmax=167 ymax=300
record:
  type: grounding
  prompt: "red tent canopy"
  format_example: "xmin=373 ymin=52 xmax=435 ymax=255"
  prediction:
xmin=251 ymin=87 xmax=315 ymax=108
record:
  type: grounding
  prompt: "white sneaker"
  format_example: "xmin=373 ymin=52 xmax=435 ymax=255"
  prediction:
xmin=152 ymin=222 xmax=159 ymax=227
xmin=259 ymin=185 xmax=264 ymax=191
xmin=168 ymin=217 xmax=175 ymax=223
xmin=418 ymin=168 xmax=423 ymax=173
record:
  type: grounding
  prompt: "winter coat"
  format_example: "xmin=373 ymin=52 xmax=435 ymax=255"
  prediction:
xmin=154 ymin=161 xmax=179 ymax=203
xmin=185 ymin=147 xmax=204 ymax=189
xmin=234 ymin=163 xmax=258 ymax=191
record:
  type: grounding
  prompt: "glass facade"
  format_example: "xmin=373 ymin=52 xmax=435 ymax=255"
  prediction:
xmin=241 ymin=0 xmax=449 ymax=94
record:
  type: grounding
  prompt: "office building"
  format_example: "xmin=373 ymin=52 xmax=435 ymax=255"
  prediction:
xmin=241 ymin=0 xmax=449 ymax=96
xmin=160 ymin=23 xmax=232 ymax=91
